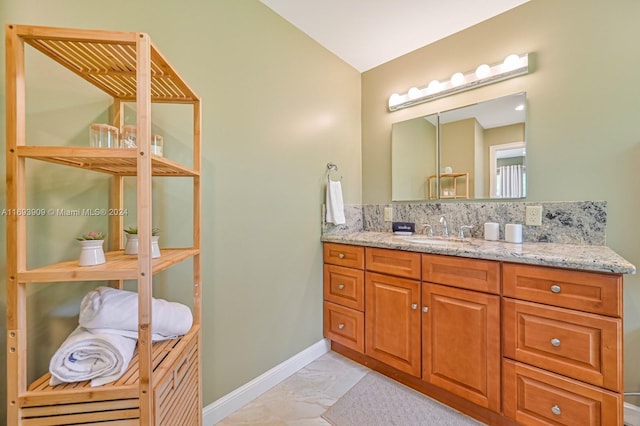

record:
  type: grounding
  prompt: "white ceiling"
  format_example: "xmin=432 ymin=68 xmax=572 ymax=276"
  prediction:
xmin=260 ymin=0 xmax=529 ymax=72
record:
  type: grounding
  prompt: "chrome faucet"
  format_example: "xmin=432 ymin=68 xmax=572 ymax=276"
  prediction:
xmin=439 ymin=216 xmax=449 ymax=238
xmin=458 ymin=225 xmax=473 ymax=239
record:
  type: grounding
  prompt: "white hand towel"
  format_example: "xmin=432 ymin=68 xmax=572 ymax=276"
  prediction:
xmin=49 ymin=326 xmax=136 ymax=387
xmin=79 ymin=286 xmax=193 ymax=341
xmin=326 ymin=179 xmax=346 ymax=225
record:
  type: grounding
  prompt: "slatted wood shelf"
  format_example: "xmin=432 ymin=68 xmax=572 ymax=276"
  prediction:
xmin=20 ymin=327 xmax=198 ymax=422
xmin=19 ymin=248 xmax=199 ymax=283
xmin=13 ymin=24 xmax=199 ymax=103
xmin=17 ymin=147 xmax=199 ymax=177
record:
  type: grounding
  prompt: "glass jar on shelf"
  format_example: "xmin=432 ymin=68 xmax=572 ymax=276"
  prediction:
xmin=89 ymin=123 xmax=119 ymax=148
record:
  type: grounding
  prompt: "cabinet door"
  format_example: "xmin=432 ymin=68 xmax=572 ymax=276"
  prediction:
xmin=365 ymin=272 xmax=421 ymax=376
xmin=422 ymin=283 xmax=501 ymax=412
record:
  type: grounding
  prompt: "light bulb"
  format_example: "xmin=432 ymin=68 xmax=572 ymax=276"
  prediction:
xmin=389 ymin=93 xmax=402 ymax=107
xmin=503 ymin=54 xmax=521 ymax=71
xmin=427 ymin=80 xmax=442 ymax=93
xmin=475 ymin=64 xmax=490 ymax=79
xmin=515 ymin=104 xmax=525 ymax=111
xmin=408 ymin=87 xmax=422 ymax=99
xmin=450 ymin=72 xmax=465 ymax=86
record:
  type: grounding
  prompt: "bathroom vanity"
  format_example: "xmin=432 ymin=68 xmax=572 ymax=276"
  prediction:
xmin=322 ymin=232 xmax=635 ymax=425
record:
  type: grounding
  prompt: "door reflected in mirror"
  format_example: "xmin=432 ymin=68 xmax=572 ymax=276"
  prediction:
xmin=391 ymin=92 xmax=526 ymax=201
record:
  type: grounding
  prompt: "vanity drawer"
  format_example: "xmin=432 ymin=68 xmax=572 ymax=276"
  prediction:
xmin=324 ymin=243 xmax=365 ymax=269
xmin=503 ymin=360 xmax=622 ymax=426
xmin=323 ymin=301 xmax=364 ymax=353
xmin=324 ymin=264 xmax=364 ymax=311
xmin=502 ymin=263 xmax=622 ymax=317
xmin=365 ymin=247 xmax=421 ymax=279
xmin=421 ymin=254 xmax=500 ymax=294
xmin=503 ymin=298 xmax=622 ymax=391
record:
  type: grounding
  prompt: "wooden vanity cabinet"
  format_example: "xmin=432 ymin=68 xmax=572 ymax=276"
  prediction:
xmin=502 ymin=262 xmax=624 ymax=425
xmin=323 ymin=244 xmax=365 ymax=353
xmin=322 ymin=243 xmax=627 ymax=425
xmin=365 ymin=271 xmax=421 ymax=376
xmin=421 ymin=255 xmax=501 ymax=412
xmin=364 ymin=247 xmax=422 ymax=376
xmin=422 ymin=283 xmax=501 ymax=411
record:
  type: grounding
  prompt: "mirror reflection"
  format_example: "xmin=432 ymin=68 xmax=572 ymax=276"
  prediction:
xmin=391 ymin=92 xmax=526 ymax=201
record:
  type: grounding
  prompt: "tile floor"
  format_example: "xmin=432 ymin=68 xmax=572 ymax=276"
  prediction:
xmin=217 ymin=351 xmax=369 ymax=425
xmin=217 ymin=350 xmax=488 ymax=425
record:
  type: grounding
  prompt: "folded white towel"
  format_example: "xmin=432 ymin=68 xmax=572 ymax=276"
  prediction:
xmin=326 ymin=179 xmax=346 ymax=225
xmin=49 ymin=326 xmax=136 ymax=387
xmin=79 ymin=286 xmax=193 ymax=341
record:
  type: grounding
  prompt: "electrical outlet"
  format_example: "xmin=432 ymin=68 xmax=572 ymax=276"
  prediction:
xmin=525 ymin=205 xmax=543 ymax=226
xmin=384 ymin=206 xmax=393 ymax=222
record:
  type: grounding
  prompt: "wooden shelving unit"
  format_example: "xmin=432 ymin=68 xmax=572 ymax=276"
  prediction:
xmin=427 ymin=172 xmax=469 ymax=200
xmin=5 ymin=24 xmax=202 ymax=425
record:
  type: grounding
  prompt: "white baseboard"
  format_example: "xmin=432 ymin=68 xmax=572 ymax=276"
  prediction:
xmin=202 ymin=338 xmax=331 ymax=425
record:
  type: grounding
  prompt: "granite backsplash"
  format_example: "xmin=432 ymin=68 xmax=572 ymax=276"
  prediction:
xmin=323 ymin=201 xmax=607 ymax=245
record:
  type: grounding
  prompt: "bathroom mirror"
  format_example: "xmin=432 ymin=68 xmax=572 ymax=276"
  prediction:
xmin=391 ymin=92 xmax=526 ymax=201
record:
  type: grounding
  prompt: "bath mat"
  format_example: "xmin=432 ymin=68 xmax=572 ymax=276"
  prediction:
xmin=322 ymin=372 xmax=484 ymax=426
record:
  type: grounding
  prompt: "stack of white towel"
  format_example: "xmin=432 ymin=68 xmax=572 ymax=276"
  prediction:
xmin=49 ymin=286 xmax=193 ymax=387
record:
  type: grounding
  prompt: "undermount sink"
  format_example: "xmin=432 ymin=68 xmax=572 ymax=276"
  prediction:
xmin=401 ymin=236 xmax=467 ymax=245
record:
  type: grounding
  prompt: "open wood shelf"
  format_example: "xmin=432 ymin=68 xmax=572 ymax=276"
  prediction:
xmin=19 ymin=248 xmax=199 ymax=283
xmin=18 ymin=146 xmax=199 ymax=176
xmin=25 ymin=326 xmax=198 ymax=398
xmin=20 ymin=327 xmax=199 ymax=423
xmin=14 ymin=24 xmax=198 ymax=103
xmin=6 ymin=23 xmax=202 ymax=425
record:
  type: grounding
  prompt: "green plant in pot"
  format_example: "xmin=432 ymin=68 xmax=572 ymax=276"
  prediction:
xmin=77 ymin=230 xmax=106 ymax=266
xmin=124 ymin=226 xmax=161 ymax=258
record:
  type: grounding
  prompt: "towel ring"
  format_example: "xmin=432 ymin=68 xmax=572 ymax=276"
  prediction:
xmin=327 ymin=163 xmax=342 ymax=181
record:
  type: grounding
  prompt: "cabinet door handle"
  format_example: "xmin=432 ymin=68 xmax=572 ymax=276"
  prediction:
xmin=550 ymin=284 xmax=561 ymax=293
xmin=337 ymin=284 xmax=345 ymax=290
xmin=338 ymin=253 xmax=345 ymax=259
xmin=338 ymin=323 xmax=345 ymax=330
xmin=422 ymin=306 xmax=429 ymax=313
xmin=411 ymin=303 xmax=418 ymax=310
xmin=551 ymin=405 xmax=561 ymax=415
xmin=550 ymin=338 xmax=561 ymax=347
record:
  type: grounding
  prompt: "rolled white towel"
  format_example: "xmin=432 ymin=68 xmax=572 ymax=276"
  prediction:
xmin=79 ymin=286 xmax=193 ymax=341
xmin=49 ymin=326 xmax=136 ymax=387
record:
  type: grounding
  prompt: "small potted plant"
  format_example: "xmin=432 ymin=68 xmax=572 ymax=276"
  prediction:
xmin=77 ymin=231 xmax=106 ymax=266
xmin=124 ymin=226 xmax=161 ymax=258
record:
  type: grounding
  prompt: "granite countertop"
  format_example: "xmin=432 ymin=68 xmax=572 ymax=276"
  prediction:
xmin=321 ymin=232 xmax=636 ymax=275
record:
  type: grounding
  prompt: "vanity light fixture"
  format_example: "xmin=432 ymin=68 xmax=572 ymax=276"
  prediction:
xmin=388 ymin=53 xmax=529 ymax=111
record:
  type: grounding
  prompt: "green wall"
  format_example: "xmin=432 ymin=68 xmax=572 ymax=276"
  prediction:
xmin=0 ymin=0 xmax=362 ymax=417
xmin=362 ymin=0 xmax=640 ymax=396
xmin=2 ymin=0 xmax=640 ymax=419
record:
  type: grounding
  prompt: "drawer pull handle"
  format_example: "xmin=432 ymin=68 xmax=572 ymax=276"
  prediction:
xmin=411 ymin=303 xmax=418 ymax=310
xmin=172 ymin=356 xmax=189 ymax=391
xmin=338 ymin=253 xmax=345 ymax=259
xmin=422 ymin=306 xmax=429 ymax=313
xmin=550 ymin=284 xmax=561 ymax=293
xmin=338 ymin=284 xmax=345 ymax=290
xmin=338 ymin=323 xmax=345 ymax=330
xmin=551 ymin=405 xmax=562 ymax=416
xmin=550 ymin=338 xmax=561 ymax=347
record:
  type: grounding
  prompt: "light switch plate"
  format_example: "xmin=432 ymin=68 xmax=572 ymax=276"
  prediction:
xmin=525 ymin=205 xmax=543 ymax=226
xmin=384 ymin=206 xmax=393 ymax=222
